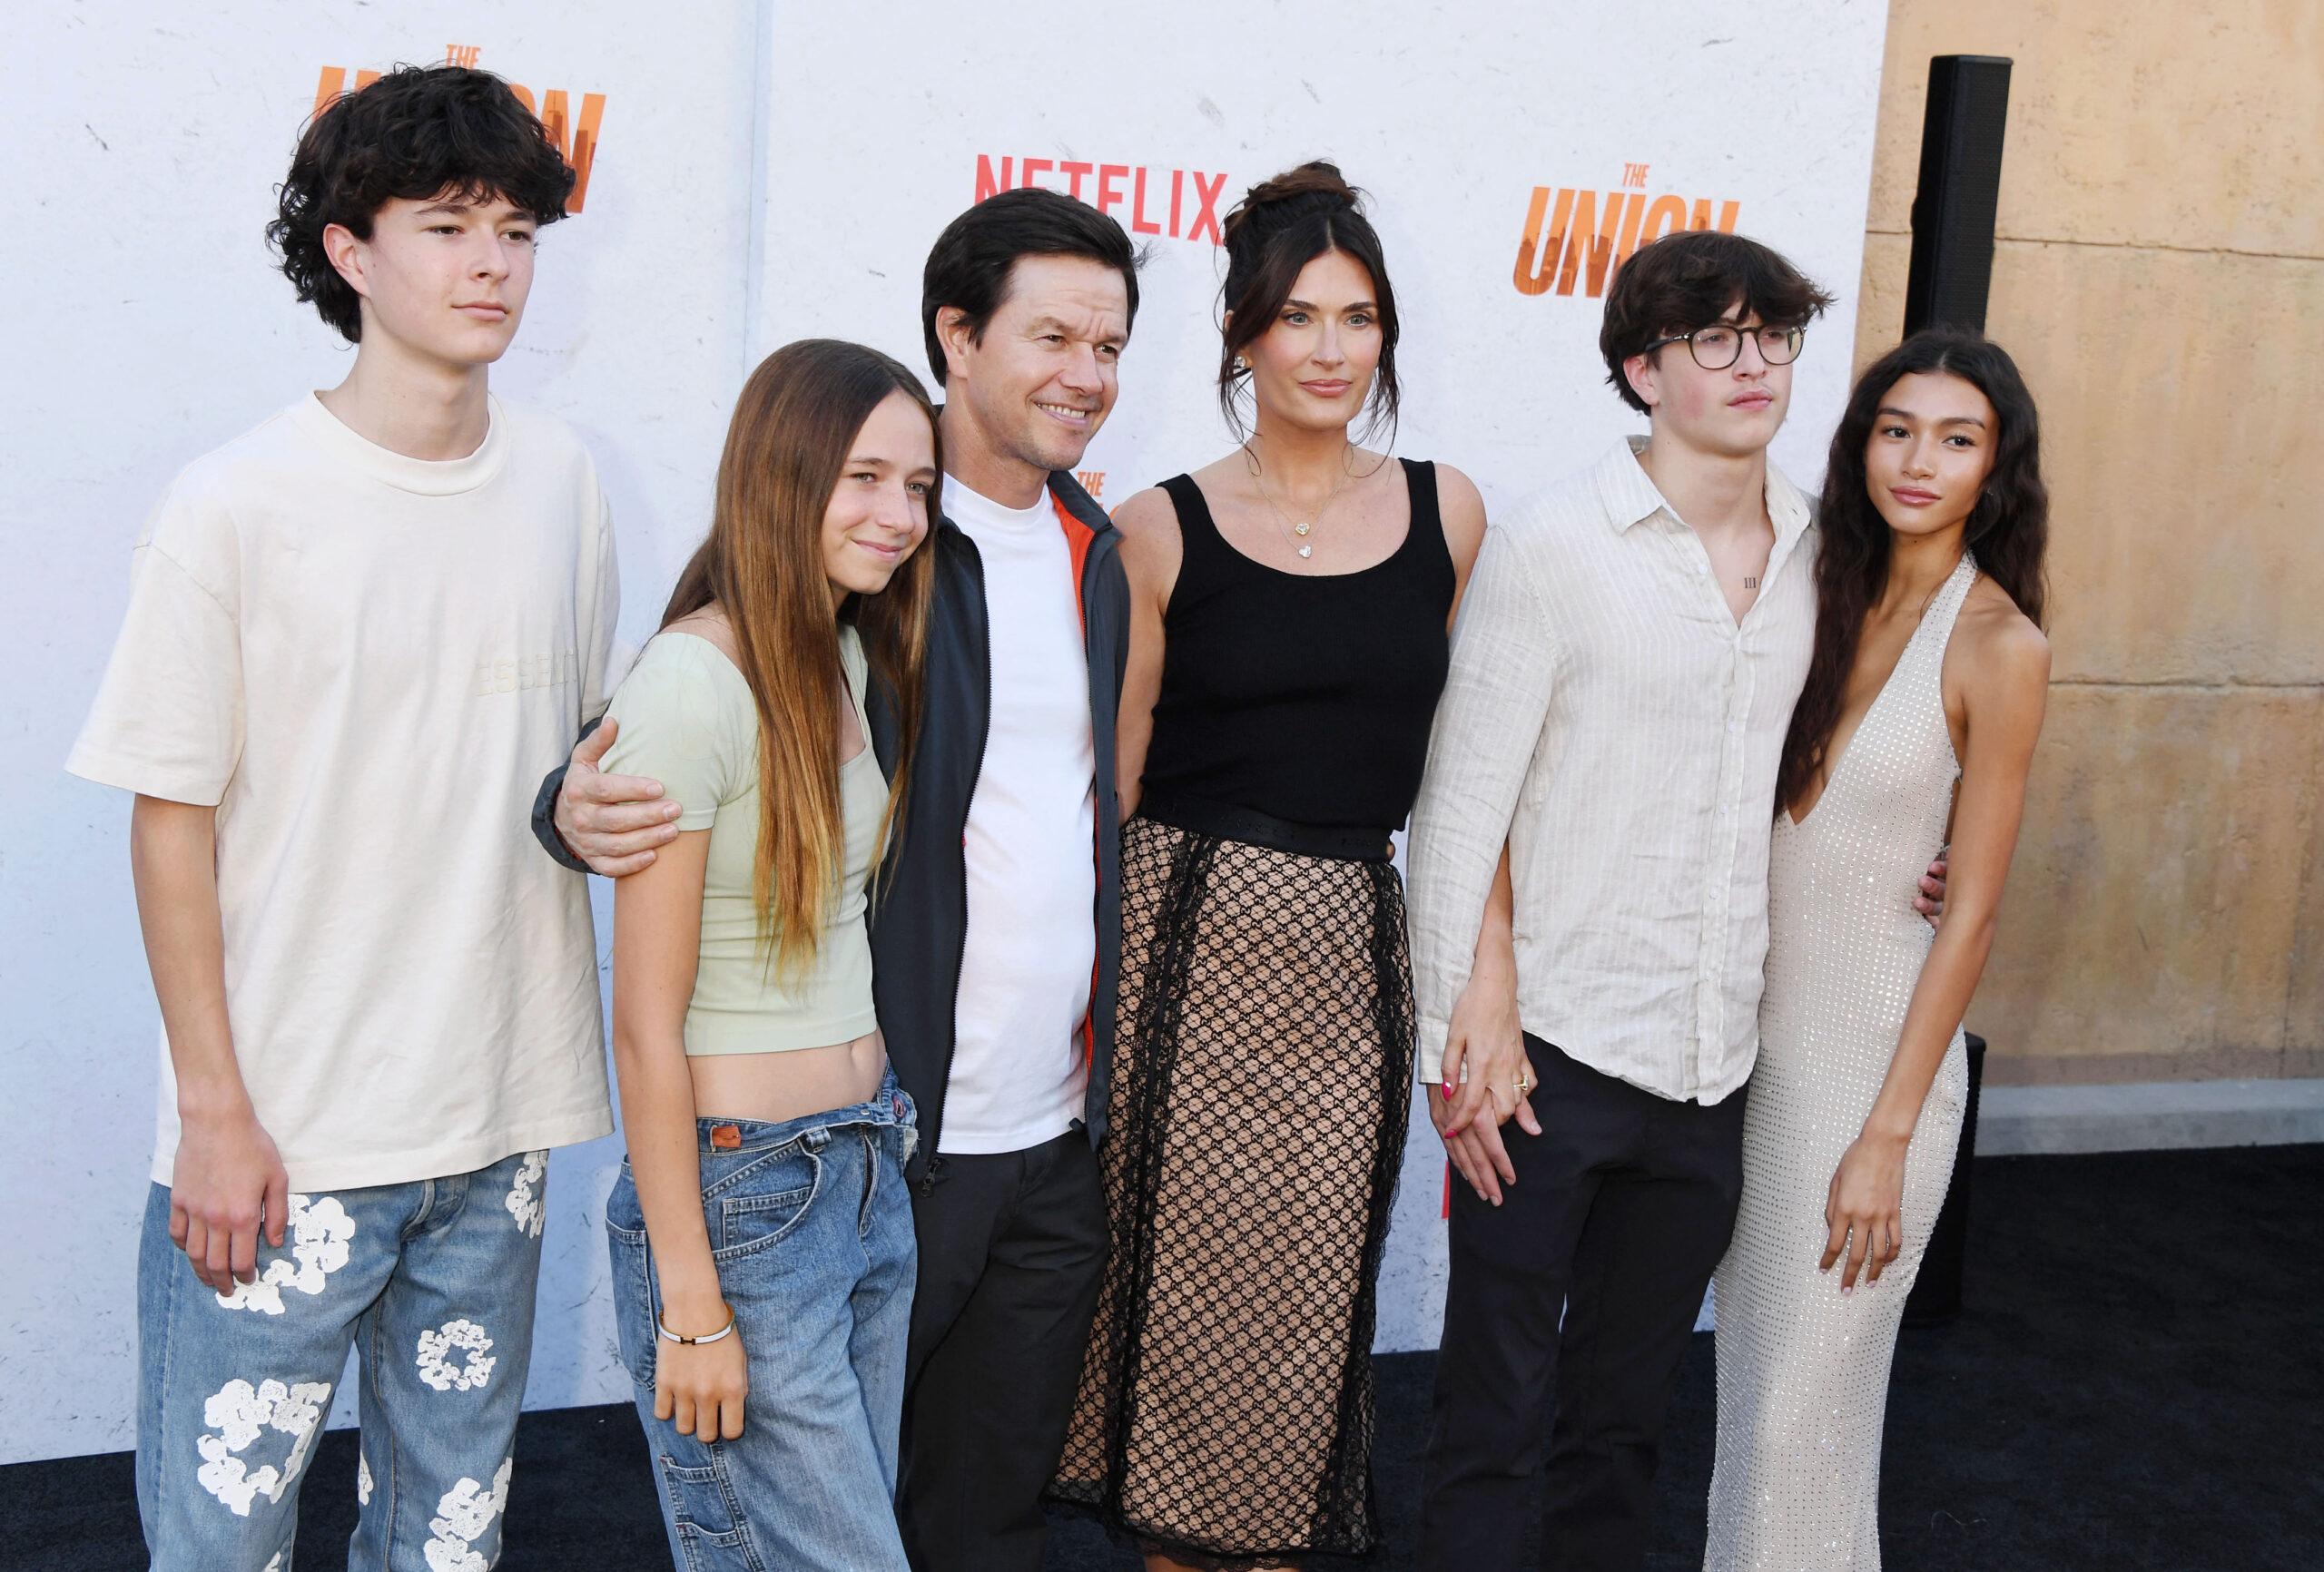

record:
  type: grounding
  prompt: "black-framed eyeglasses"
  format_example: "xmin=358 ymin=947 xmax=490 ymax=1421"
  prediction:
xmin=1645 ymin=323 xmax=1806 ymax=369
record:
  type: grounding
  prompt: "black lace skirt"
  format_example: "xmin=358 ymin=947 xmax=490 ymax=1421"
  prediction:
xmin=1051 ymin=811 xmax=1416 ymax=1567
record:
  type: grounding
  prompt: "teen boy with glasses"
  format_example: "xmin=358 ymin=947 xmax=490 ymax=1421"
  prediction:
xmin=1409 ymin=229 xmax=1937 ymax=1571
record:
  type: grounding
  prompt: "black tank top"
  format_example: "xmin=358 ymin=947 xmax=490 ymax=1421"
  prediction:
xmin=1140 ymin=458 xmax=1456 ymax=830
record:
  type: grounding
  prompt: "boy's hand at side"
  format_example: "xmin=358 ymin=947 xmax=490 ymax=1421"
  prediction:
xmin=170 ymin=1105 xmax=289 ymax=1292
xmin=132 ymin=792 xmax=288 ymax=1292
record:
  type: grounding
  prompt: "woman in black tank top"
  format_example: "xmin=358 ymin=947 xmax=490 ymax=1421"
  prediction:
xmin=1049 ymin=163 xmax=1488 ymax=1569
xmin=1141 ymin=460 xmax=1451 ymax=830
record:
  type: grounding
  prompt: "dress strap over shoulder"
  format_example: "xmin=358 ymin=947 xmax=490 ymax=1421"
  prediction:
xmin=1902 ymin=551 xmax=1981 ymax=693
xmin=1158 ymin=473 xmax=1232 ymax=580
xmin=1399 ymin=458 xmax=1438 ymax=528
xmin=1925 ymin=551 xmax=1980 ymax=647
xmin=1396 ymin=457 xmax=1452 ymax=577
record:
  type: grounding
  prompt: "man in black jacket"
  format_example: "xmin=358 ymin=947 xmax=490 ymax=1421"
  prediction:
xmin=535 ymin=190 xmax=1137 ymax=1572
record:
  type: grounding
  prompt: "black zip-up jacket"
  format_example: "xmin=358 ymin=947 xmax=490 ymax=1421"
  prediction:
xmin=532 ymin=469 xmax=1128 ymax=1191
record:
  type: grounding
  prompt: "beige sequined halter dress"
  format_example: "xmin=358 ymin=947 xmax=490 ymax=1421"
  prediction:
xmin=1706 ymin=552 xmax=1979 ymax=1570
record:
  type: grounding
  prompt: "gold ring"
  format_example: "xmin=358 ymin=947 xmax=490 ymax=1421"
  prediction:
xmin=1513 ymin=1076 xmax=1531 ymax=1095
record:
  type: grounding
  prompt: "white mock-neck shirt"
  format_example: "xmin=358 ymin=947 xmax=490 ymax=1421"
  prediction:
xmin=939 ymin=478 xmax=1097 ymax=1152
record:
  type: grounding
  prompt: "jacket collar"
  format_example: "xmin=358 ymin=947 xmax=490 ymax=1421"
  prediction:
xmin=1044 ymin=468 xmax=1116 ymax=537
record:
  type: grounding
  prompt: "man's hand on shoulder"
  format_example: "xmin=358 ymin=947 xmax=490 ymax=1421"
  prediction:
xmin=557 ymin=719 xmax=682 ymax=877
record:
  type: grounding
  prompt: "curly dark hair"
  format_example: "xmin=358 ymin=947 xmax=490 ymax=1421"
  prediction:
xmin=269 ymin=64 xmax=576 ymax=343
xmin=1776 ymin=329 xmax=2050 ymax=817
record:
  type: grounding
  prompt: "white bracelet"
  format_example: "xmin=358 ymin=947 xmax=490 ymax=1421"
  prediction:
xmin=655 ymin=1304 xmax=736 ymax=1345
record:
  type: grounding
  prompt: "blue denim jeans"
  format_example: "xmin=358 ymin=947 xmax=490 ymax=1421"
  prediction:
xmin=606 ymin=1073 xmax=919 ymax=1571
xmin=135 ymin=1147 xmax=549 ymax=1571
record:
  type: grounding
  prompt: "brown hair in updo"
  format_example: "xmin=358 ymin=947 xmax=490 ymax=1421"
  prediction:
xmin=1216 ymin=160 xmax=1401 ymax=441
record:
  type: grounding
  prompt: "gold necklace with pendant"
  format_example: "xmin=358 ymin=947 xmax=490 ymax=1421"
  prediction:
xmin=1246 ymin=443 xmax=1357 ymax=561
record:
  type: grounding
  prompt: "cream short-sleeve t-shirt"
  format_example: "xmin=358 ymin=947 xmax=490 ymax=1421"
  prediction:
xmin=69 ymin=394 xmax=619 ymax=1192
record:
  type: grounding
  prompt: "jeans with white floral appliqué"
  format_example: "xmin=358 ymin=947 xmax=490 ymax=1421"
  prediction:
xmin=606 ymin=1072 xmax=919 ymax=1571
xmin=134 ymin=1147 xmax=550 ymax=1571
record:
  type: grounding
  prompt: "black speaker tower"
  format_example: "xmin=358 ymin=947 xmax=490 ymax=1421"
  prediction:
xmin=1903 ymin=54 xmax=2013 ymax=336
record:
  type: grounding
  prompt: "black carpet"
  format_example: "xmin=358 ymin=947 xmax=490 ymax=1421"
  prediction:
xmin=6 ymin=1144 xmax=2318 ymax=1571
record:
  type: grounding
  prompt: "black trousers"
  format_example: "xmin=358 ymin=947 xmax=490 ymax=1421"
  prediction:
xmin=1420 ymin=1037 xmax=1748 ymax=1572
xmin=897 ymin=1128 xmax=1107 ymax=1572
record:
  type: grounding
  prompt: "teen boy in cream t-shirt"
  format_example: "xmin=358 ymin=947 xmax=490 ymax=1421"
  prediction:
xmin=67 ymin=66 xmax=614 ymax=1571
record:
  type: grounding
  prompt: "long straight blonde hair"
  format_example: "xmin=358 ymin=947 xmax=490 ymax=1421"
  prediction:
xmin=662 ymin=339 xmax=940 ymax=977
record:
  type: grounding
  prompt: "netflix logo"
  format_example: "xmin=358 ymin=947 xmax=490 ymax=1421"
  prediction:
xmin=974 ymin=155 xmax=1232 ymax=245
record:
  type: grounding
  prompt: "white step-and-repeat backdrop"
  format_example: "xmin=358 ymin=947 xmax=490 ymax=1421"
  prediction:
xmin=1 ymin=1 xmax=1887 ymax=1463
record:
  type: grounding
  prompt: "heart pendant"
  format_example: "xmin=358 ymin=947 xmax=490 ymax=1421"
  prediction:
xmin=1297 ymin=545 xmax=1313 ymax=558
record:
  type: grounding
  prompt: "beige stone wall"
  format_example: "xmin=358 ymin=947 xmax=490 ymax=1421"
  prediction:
xmin=1856 ymin=3 xmax=2324 ymax=1083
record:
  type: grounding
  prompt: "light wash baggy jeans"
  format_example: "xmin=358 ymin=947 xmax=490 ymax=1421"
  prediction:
xmin=135 ymin=1146 xmax=551 ymax=1571
xmin=606 ymin=1071 xmax=920 ymax=1571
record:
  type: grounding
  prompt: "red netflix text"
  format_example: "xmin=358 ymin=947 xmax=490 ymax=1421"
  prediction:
xmin=975 ymin=155 xmax=1231 ymax=246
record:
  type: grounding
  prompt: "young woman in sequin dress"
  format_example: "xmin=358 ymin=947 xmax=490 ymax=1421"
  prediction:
xmin=1706 ymin=329 xmax=2053 ymax=1569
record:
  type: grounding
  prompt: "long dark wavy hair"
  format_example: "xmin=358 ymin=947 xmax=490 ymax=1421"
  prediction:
xmin=1776 ymin=329 xmax=2050 ymax=817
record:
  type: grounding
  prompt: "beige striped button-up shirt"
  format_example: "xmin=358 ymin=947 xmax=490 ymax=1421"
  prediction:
xmin=1407 ymin=437 xmax=1817 ymax=1104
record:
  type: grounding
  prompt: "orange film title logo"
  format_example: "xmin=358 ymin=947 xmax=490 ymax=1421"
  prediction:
xmin=313 ymin=46 xmax=607 ymax=213
xmin=1513 ymin=162 xmax=1738 ymax=299
xmin=975 ymin=156 xmax=1231 ymax=245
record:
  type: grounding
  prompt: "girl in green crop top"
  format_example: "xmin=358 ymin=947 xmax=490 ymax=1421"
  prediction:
xmin=597 ymin=340 xmax=939 ymax=1566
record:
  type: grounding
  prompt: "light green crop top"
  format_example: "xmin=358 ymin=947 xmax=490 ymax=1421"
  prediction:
xmin=600 ymin=625 xmax=889 ymax=1055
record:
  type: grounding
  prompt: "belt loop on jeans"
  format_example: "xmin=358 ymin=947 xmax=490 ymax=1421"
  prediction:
xmin=1138 ymin=786 xmax=1393 ymax=863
